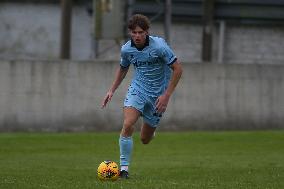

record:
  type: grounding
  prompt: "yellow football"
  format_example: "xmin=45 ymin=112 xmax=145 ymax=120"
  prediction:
xmin=97 ymin=160 xmax=119 ymax=181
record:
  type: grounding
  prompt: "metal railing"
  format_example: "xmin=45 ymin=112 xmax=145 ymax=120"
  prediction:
xmin=133 ymin=0 xmax=284 ymax=24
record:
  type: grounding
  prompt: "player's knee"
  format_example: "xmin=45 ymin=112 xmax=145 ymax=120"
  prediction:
xmin=121 ymin=122 xmax=134 ymax=137
xmin=121 ymin=127 xmax=134 ymax=137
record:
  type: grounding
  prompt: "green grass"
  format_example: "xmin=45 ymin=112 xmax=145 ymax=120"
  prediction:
xmin=0 ymin=131 xmax=283 ymax=189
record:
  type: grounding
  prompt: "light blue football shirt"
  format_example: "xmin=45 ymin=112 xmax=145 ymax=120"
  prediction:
xmin=120 ymin=35 xmax=177 ymax=97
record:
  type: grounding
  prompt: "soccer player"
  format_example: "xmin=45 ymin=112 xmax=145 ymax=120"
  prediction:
xmin=101 ymin=14 xmax=182 ymax=179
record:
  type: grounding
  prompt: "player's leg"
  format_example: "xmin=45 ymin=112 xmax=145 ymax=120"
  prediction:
xmin=119 ymin=107 xmax=140 ymax=178
xmin=140 ymin=96 xmax=162 ymax=144
xmin=121 ymin=107 xmax=140 ymax=137
xmin=140 ymin=122 xmax=156 ymax=144
xmin=120 ymin=86 xmax=145 ymax=178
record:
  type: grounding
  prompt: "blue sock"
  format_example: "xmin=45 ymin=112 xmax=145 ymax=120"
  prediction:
xmin=119 ymin=136 xmax=133 ymax=169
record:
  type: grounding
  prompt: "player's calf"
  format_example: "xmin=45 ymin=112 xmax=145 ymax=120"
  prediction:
xmin=140 ymin=132 xmax=155 ymax=144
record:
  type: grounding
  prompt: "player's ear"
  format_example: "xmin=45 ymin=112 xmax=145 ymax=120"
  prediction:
xmin=145 ymin=30 xmax=149 ymax=35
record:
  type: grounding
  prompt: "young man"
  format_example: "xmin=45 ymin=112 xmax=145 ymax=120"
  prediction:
xmin=101 ymin=14 xmax=182 ymax=179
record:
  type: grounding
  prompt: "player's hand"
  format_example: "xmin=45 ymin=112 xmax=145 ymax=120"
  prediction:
xmin=155 ymin=94 xmax=170 ymax=113
xmin=101 ymin=91 xmax=114 ymax=108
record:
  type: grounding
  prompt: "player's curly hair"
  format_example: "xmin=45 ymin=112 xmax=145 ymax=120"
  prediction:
xmin=128 ymin=14 xmax=150 ymax=31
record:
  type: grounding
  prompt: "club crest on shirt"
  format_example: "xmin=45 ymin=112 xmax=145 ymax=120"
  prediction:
xmin=149 ymin=50 xmax=158 ymax=58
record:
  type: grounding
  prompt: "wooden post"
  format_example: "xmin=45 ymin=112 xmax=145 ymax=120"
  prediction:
xmin=60 ymin=0 xmax=72 ymax=59
xmin=126 ymin=0 xmax=135 ymax=39
xmin=202 ymin=0 xmax=215 ymax=62
xmin=164 ymin=0 xmax=172 ymax=44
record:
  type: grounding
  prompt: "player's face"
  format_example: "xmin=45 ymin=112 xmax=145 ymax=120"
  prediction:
xmin=130 ymin=26 xmax=148 ymax=48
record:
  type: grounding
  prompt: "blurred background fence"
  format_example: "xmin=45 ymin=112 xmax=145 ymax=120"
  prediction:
xmin=1 ymin=0 xmax=284 ymax=63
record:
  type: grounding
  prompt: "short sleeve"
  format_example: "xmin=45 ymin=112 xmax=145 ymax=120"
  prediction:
xmin=120 ymin=50 xmax=131 ymax=68
xmin=161 ymin=40 xmax=177 ymax=66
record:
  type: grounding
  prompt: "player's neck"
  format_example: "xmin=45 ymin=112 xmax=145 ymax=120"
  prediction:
xmin=131 ymin=35 xmax=149 ymax=51
xmin=135 ymin=43 xmax=145 ymax=48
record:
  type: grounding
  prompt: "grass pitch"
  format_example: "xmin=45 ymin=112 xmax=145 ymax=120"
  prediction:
xmin=0 ymin=131 xmax=283 ymax=189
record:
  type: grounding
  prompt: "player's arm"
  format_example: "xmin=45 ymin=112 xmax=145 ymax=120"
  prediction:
xmin=155 ymin=60 xmax=182 ymax=113
xmin=101 ymin=66 xmax=129 ymax=108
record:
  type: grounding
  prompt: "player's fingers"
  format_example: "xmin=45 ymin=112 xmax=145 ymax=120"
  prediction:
xmin=155 ymin=97 xmax=161 ymax=106
xmin=156 ymin=108 xmax=163 ymax=114
xmin=156 ymin=104 xmax=163 ymax=113
xmin=155 ymin=99 xmax=159 ymax=106
xmin=155 ymin=102 xmax=160 ymax=110
xmin=157 ymin=102 xmax=167 ymax=113
xmin=107 ymin=92 xmax=113 ymax=102
xmin=101 ymin=96 xmax=109 ymax=108
xmin=101 ymin=101 xmax=106 ymax=108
